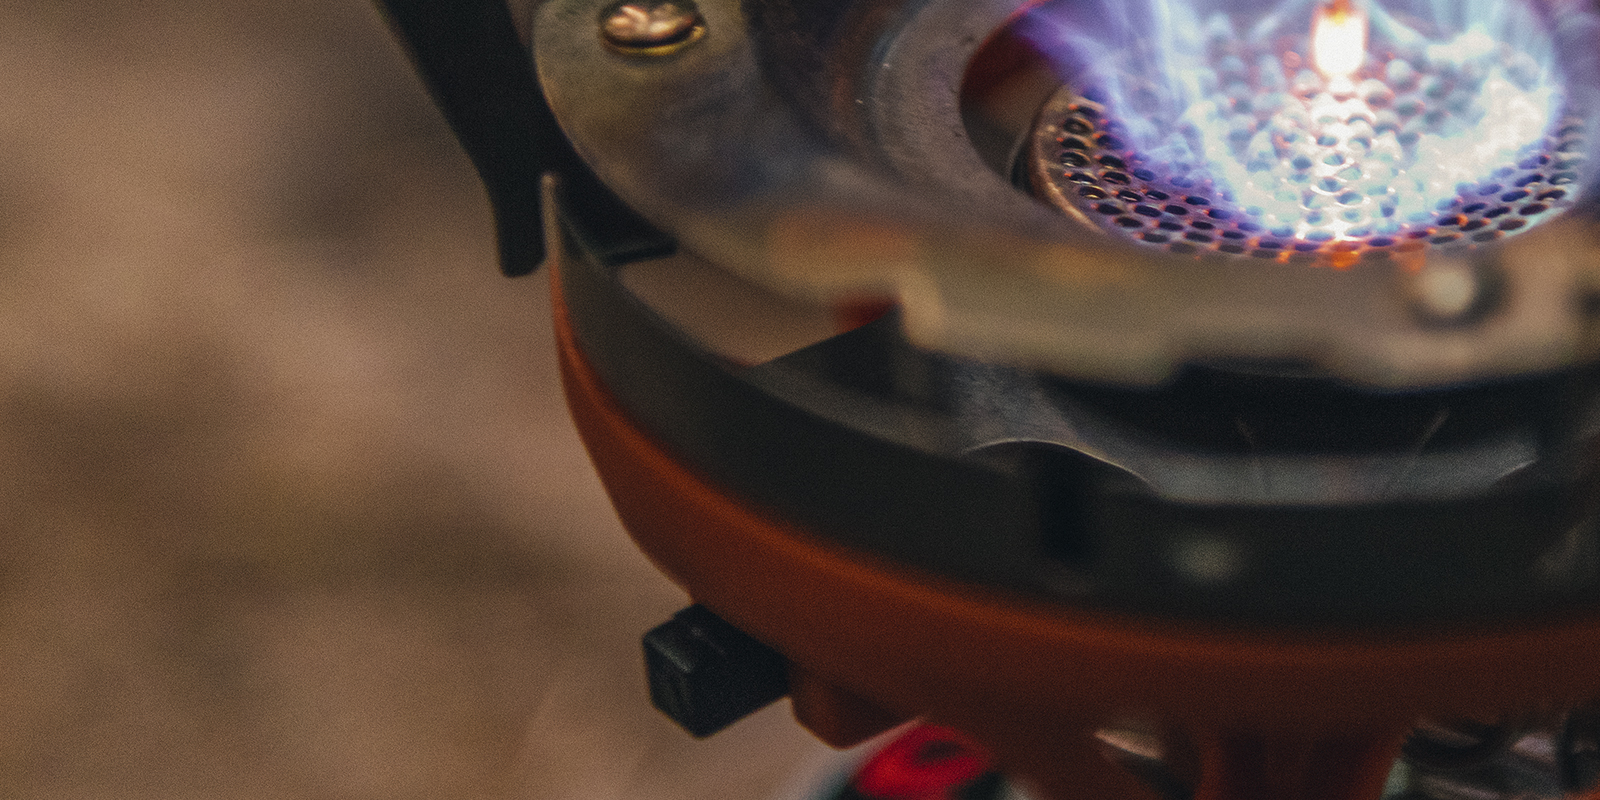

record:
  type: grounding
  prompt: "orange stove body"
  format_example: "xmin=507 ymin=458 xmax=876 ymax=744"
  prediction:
xmin=554 ymin=255 xmax=1600 ymax=800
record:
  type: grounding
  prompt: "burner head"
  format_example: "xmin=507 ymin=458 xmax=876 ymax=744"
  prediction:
xmin=1021 ymin=0 xmax=1592 ymax=265
xmin=1030 ymin=90 xmax=1584 ymax=262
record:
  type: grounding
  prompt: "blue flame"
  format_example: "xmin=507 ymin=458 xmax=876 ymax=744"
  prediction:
xmin=1018 ymin=0 xmax=1582 ymax=242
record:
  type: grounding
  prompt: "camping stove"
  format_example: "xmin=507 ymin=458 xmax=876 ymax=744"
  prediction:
xmin=380 ymin=1 xmax=1600 ymax=799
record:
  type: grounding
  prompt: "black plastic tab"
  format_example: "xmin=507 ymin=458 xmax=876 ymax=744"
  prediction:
xmin=643 ymin=605 xmax=789 ymax=738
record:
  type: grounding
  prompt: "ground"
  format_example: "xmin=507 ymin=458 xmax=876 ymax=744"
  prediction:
xmin=0 ymin=1 xmax=825 ymax=797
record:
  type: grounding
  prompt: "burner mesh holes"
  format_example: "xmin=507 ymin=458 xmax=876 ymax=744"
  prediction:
xmin=1029 ymin=91 xmax=1585 ymax=262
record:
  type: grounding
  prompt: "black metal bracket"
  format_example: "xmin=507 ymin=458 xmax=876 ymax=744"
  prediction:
xmin=375 ymin=0 xmax=659 ymax=276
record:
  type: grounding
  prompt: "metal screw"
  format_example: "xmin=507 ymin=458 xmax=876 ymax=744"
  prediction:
xmin=600 ymin=1 xmax=705 ymax=54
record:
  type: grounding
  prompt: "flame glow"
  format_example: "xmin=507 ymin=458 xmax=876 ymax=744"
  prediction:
xmin=1311 ymin=2 xmax=1367 ymax=84
xmin=1019 ymin=0 xmax=1593 ymax=247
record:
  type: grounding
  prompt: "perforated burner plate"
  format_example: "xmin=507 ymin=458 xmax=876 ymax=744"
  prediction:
xmin=1028 ymin=87 xmax=1586 ymax=263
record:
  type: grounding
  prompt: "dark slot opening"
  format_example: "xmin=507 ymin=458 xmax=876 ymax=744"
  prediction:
xmin=971 ymin=441 xmax=1108 ymax=570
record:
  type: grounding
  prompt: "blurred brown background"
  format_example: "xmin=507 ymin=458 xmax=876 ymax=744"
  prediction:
xmin=0 ymin=0 xmax=828 ymax=796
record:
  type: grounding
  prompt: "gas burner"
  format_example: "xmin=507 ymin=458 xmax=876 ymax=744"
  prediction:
xmin=1021 ymin=0 xmax=1591 ymax=264
xmin=1031 ymin=92 xmax=1583 ymax=261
